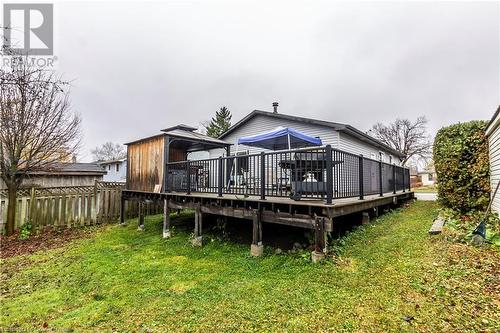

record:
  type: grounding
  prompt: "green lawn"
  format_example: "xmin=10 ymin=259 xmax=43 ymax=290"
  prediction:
xmin=1 ymin=201 xmax=498 ymax=332
xmin=412 ymin=185 xmax=438 ymax=193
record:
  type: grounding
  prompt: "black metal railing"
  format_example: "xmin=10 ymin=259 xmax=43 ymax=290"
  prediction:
xmin=165 ymin=145 xmax=410 ymax=203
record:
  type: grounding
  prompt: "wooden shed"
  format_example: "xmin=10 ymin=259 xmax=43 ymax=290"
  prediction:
xmin=486 ymin=105 xmax=500 ymax=213
xmin=125 ymin=125 xmax=230 ymax=192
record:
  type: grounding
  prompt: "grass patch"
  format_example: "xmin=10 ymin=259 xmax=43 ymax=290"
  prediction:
xmin=1 ymin=201 xmax=498 ymax=332
xmin=412 ymin=185 xmax=437 ymax=193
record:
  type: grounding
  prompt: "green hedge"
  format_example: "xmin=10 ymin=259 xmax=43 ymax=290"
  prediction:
xmin=433 ymin=120 xmax=490 ymax=212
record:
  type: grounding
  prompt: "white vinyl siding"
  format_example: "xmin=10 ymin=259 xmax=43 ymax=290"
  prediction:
xmin=209 ymin=114 xmax=340 ymax=157
xmin=203 ymin=112 xmax=401 ymax=166
xmin=101 ymin=161 xmax=127 ymax=182
xmin=338 ymin=133 xmax=398 ymax=164
xmin=488 ymin=117 xmax=500 ymax=213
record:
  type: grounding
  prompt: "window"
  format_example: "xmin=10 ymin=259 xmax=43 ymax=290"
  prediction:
xmin=108 ymin=165 xmax=111 ymax=171
xmin=389 ymin=155 xmax=393 ymax=164
xmin=428 ymin=173 xmax=433 ymax=181
xmin=379 ymin=152 xmax=385 ymax=162
xmin=116 ymin=163 xmax=120 ymax=172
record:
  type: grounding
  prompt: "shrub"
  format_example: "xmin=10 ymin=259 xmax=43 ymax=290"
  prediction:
xmin=19 ymin=220 xmax=33 ymax=240
xmin=440 ymin=208 xmax=500 ymax=246
xmin=433 ymin=120 xmax=490 ymax=212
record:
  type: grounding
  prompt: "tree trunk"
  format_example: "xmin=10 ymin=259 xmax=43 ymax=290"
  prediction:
xmin=6 ymin=184 xmax=18 ymax=236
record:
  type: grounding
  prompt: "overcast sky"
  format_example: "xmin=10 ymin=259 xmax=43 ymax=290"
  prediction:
xmin=51 ymin=1 xmax=499 ymax=161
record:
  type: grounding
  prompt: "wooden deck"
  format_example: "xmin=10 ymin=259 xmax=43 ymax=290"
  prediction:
xmin=162 ymin=190 xmax=414 ymax=219
xmin=122 ymin=189 xmax=413 ymax=253
xmin=123 ymin=132 xmax=412 ymax=261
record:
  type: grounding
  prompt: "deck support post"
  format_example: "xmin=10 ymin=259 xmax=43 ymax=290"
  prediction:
xmin=251 ymin=209 xmax=263 ymax=257
xmin=119 ymin=194 xmax=126 ymax=226
xmin=137 ymin=201 xmax=145 ymax=231
xmin=312 ymin=216 xmax=326 ymax=263
xmin=163 ymin=198 xmax=171 ymax=238
xmin=192 ymin=204 xmax=203 ymax=246
xmin=361 ymin=212 xmax=370 ymax=225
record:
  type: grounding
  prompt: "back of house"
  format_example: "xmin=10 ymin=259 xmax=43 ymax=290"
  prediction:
xmin=211 ymin=108 xmax=404 ymax=164
xmin=124 ymin=104 xmax=407 ymax=198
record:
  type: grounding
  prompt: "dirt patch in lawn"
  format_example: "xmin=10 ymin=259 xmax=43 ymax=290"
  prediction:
xmin=0 ymin=227 xmax=98 ymax=259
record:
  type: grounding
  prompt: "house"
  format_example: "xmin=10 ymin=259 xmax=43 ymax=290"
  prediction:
xmin=485 ymin=105 xmax=500 ymax=213
xmin=409 ymin=167 xmax=420 ymax=186
xmin=122 ymin=105 xmax=412 ymax=260
xmin=210 ymin=105 xmax=405 ymax=164
xmin=418 ymin=168 xmax=436 ymax=186
xmin=125 ymin=104 xmax=407 ymax=194
xmin=0 ymin=163 xmax=106 ymax=189
xmin=98 ymin=158 xmax=127 ymax=182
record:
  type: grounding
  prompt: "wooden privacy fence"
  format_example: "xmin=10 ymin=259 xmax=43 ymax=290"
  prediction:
xmin=0 ymin=182 xmax=162 ymax=232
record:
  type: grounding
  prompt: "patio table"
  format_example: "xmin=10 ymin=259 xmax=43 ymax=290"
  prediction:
xmin=279 ymin=153 xmax=343 ymax=198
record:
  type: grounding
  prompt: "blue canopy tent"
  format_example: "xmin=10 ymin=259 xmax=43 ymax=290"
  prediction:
xmin=237 ymin=126 xmax=322 ymax=150
xmin=228 ymin=127 xmax=323 ymax=191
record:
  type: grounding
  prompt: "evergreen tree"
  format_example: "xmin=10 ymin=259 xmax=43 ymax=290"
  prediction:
xmin=206 ymin=106 xmax=232 ymax=138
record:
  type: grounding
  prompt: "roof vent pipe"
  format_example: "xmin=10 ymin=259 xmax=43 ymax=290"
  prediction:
xmin=272 ymin=102 xmax=279 ymax=113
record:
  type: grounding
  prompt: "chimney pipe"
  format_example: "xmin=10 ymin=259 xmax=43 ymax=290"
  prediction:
xmin=272 ymin=102 xmax=279 ymax=113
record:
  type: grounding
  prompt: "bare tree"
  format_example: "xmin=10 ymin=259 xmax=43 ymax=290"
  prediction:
xmin=91 ymin=142 xmax=126 ymax=161
xmin=368 ymin=117 xmax=431 ymax=165
xmin=0 ymin=54 xmax=81 ymax=235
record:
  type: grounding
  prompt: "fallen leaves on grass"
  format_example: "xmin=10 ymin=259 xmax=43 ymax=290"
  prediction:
xmin=0 ymin=226 xmax=98 ymax=259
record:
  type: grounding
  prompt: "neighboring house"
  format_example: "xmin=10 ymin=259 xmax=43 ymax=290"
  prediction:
xmin=485 ymin=105 xmax=500 ymax=213
xmin=208 ymin=107 xmax=405 ymax=164
xmin=0 ymin=163 xmax=106 ymax=189
xmin=98 ymin=158 xmax=127 ymax=182
xmin=409 ymin=167 xmax=420 ymax=185
xmin=418 ymin=168 xmax=436 ymax=186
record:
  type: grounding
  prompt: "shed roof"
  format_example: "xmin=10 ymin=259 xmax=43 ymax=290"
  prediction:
xmin=219 ymin=110 xmax=405 ymax=158
xmin=29 ymin=163 xmax=106 ymax=176
xmin=124 ymin=125 xmax=230 ymax=152
xmin=162 ymin=127 xmax=230 ymax=152
xmin=124 ymin=133 xmax=165 ymax=146
xmin=162 ymin=124 xmax=198 ymax=132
